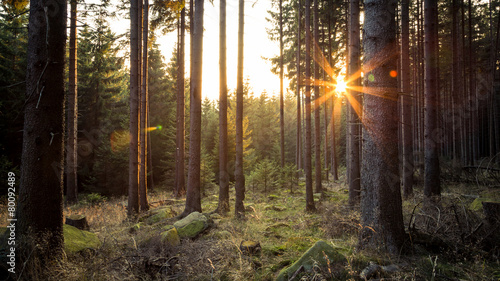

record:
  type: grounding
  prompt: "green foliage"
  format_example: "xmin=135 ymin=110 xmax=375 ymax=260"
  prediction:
xmin=79 ymin=193 xmax=108 ymax=205
xmin=248 ymin=159 xmax=279 ymax=195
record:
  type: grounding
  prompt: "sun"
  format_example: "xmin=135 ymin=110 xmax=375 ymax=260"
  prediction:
xmin=334 ymin=76 xmax=347 ymax=96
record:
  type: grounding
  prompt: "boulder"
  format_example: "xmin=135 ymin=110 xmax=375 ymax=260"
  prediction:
xmin=173 ymin=212 xmax=209 ymax=238
xmin=65 ymin=214 xmax=90 ymax=231
xmin=64 ymin=224 xmax=101 ymax=254
xmin=276 ymin=240 xmax=346 ymax=281
xmin=145 ymin=207 xmax=176 ymax=224
xmin=161 ymin=228 xmax=180 ymax=246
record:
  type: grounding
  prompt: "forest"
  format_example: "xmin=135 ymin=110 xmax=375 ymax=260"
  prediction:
xmin=0 ymin=0 xmax=499 ymax=280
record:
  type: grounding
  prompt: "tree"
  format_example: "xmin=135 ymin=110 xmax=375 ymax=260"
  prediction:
xmin=359 ymin=0 xmax=406 ymax=254
xmin=235 ymin=0 xmax=246 ymax=218
xmin=175 ymin=7 xmax=186 ymax=198
xmin=66 ymin=0 xmax=78 ymax=204
xmin=140 ymin=0 xmax=150 ymax=211
xmin=296 ymin=0 xmax=302 ymax=172
xmin=216 ymin=0 xmax=229 ymax=214
xmin=400 ymin=0 xmax=413 ymax=199
xmin=347 ymin=0 xmax=361 ymax=206
xmin=424 ymin=0 xmax=440 ymax=199
xmin=129 ymin=0 xmax=141 ymax=216
xmin=18 ymin=0 xmax=67 ymax=267
xmin=304 ymin=0 xmax=316 ymax=212
xmin=313 ymin=0 xmax=322 ymax=193
xmin=182 ymin=0 xmax=204 ymax=217
xmin=279 ymin=0 xmax=285 ymax=168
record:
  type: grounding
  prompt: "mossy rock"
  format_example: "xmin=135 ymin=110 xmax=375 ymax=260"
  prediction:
xmin=146 ymin=207 xmax=176 ymax=224
xmin=162 ymin=224 xmax=174 ymax=231
xmin=276 ymin=240 xmax=346 ymax=281
xmin=161 ymin=228 xmax=180 ymax=246
xmin=64 ymin=224 xmax=101 ymax=254
xmin=173 ymin=212 xmax=209 ymax=238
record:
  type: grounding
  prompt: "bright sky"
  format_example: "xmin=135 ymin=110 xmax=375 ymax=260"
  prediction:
xmin=160 ymin=1 xmax=287 ymax=100
xmin=111 ymin=1 xmax=288 ymax=101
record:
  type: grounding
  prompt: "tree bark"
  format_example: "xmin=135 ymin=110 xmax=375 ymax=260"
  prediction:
xmin=183 ymin=0 xmax=204 ymax=217
xmin=175 ymin=7 xmax=186 ymax=198
xmin=217 ymin=0 xmax=229 ymax=213
xmin=304 ymin=0 xmax=316 ymax=212
xmin=424 ymin=0 xmax=441 ymax=199
xmin=18 ymin=0 xmax=67 ymax=263
xmin=129 ymin=0 xmax=140 ymax=216
xmin=313 ymin=0 xmax=322 ymax=193
xmin=139 ymin=0 xmax=150 ymax=211
xmin=66 ymin=0 xmax=78 ymax=204
xmin=296 ymin=0 xmax=302 ymax=172
xmin=347 ymin=0 xmax=361 ymax=206
xmin=235 ymin=0 xmax=246 ymax=218
xmin=360 ymin=0 xmax=406 ymax=254
xmin=279 ymin=0 xmax=285 ymax=168
xmin=401 ymin=0 xmax=414 ymax=199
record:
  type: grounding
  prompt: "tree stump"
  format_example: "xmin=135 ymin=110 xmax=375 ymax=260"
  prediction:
xmin=65 ymin=214 xmax=90 ymax=231
xmin=240 ymin=240 xmax=261 ymax=256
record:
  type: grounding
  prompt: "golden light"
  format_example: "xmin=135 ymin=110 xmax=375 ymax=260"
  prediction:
xmin=335 ymin=77 xmax=347 ymax=95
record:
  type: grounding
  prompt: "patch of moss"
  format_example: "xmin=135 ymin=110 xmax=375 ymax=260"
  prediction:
xmin=64 ymin=224 xmax=101 ymax=254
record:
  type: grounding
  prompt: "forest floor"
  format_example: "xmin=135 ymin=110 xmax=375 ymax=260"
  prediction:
xmin=1 ymin=171 xmax=500 ymax=280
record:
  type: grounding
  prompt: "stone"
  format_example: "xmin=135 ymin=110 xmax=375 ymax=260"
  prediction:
xmin=146 ymin=207 xmax=176 ymax=224
xmin=276 ymin=240 xmax=346 ymax=281
xmin=173 ymin=211 xmax=209 ymax=238
xmin=65 ymin=214 xmax=90 ymax=231
xmin=240 ymin=240 xmax=261 ymax=256
xmin=161 ymin=228 xmax=180 ymax=247
xmin=64 ymin=224 xmax=101 ymax=254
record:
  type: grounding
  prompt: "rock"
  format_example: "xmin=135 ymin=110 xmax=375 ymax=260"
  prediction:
xmin=64 ymin=224 xmax=101 ymax=254
xmin=146 ymin=207 xmax=176 ymax=224
xmin=240 ymin=240 xmax=261 ymax=256
xmin=276 ymin=240 xmax=346 ymax=281
xmin=360 ymin=262 xmax=402 ymax=280
xmin=210 ymin=213 xmax=222 ymax=220
xmin=162 ymin=224 xmax=174 ymax=231
xmin=173 ymin=212 xmax=209 ymax=238
xmin=161 ymin=228 xmax=180 ymax=247
xmin=65 ymin=214 xmax=90 ymax=231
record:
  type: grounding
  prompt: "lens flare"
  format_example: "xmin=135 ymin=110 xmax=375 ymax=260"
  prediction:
xmin=145 ymin=125 xmax=162 ymax=132
xmin=335 ymin=77 xmax=347 ymax=94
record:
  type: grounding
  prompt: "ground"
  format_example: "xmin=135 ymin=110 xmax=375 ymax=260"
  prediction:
xmin=0 ymin=170 xmax=498 ymax=280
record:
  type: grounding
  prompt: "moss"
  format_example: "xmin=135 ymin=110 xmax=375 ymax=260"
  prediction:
xmin=173 ymin=212 xmax=208 ymax=238
xmin=161 ymin=228 xmax=180 ymax=246
xmin=63 ymin=224 xmax=101 ymax=254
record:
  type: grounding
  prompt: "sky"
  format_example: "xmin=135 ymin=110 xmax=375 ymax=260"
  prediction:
xmin=110 ymin=0 xmax=288 ymax=101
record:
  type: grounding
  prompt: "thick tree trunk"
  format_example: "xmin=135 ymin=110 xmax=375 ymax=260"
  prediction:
xmin=279 ymin=0 xmax=285 ymax=168
xmin=175 ymin=8 xmax=186 ymax=198
xmin=66 ymin=0 xmax=78 ymax=204
xmin=129 ymin=0 xmax=140 ymax=216
xmin=235 ymin=0 xmax=246 ymax=218
xmin=347 ymin=0 xmax=361 ymax=206
xmin=401 ymin=0 xmax=413 ymax=199
xmin=313 ymin=0 xmax=322 ymax=193
xmin=304 ymin=0 xmax=316 ymax=212
xmin=183 ymin=0 xmax=204 ymax=217
xmin=18 ymin=0 xmax=67 ymax=263
xmin=139 ymin=0 xmax=150 ymax=211
xmin=217 ymin=0 xmax=229 ymax=213
xmin=360 ymin=0 xmax=406 ymax=254
xmin=424 ymin=0 xmax=441 ymax=199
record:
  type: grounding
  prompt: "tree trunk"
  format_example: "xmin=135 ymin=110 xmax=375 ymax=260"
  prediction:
xmin=304 ymin=0 xmax=316 ymax=212
xmin=66 ymin=0 xmax=78 ymax=204
xmin=139 ymin=0 xmax=150 ymax=211
xmin=183 ymin=0 xmax=204 ymax=217
xmin=313 ymin=0 xmax=322 ymax=193
xmin=296 ymin=0 xmax=302 ymax=172
xmin=279 ymin=0 xmax=285 ymax=168
xmin=401 ymin=0 xmax=413 ymax=199
xmin=217 ymin=0 xmax=229 ymax=213
xmin=424 ymin=0 xmax=441 ymax=199
xmin=175 ymin=7 xmax=186 ymax=198
xmin=18 ymin=0 xmax=67 ymax=264
xmin=347 ymin=0 xmax=361 ymax=206
xmin=129 ymin=0 xmax=140 ymax=216
xmin=360 ymin=0 xmax=406 ymax=254
xmin=235 ymin=0 xmax=246 ymax=218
